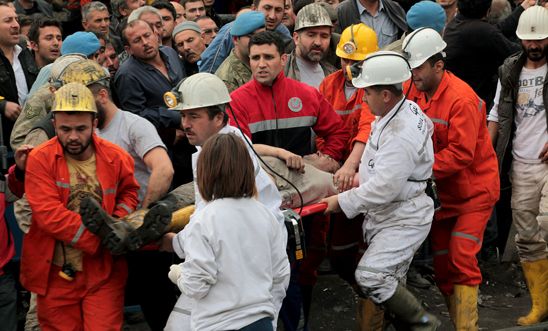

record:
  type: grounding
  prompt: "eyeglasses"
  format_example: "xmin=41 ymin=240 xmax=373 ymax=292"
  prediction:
xmin=203 ymin=28 xmax=219 ymax=35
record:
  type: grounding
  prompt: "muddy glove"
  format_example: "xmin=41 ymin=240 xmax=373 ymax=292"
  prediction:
xmin=168 ymin=264 xmax=182 ymax=285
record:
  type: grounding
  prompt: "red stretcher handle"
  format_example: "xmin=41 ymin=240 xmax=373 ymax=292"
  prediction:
xmin=295 ymin=202 xmax=327 ymax=217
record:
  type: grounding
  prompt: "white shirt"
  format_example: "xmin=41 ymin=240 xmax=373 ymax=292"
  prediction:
xmin=178 ymin=198 xmax=290 ymax=331
xmin=339 ymin=98 xmax=434 ymax=218
xmin=12 ymin=45 xmax=29 ymax=106
xmin=488 ymin=64 xmax=547 ymax=163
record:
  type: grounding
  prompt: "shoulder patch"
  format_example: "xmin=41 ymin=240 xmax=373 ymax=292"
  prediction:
xmin=25 ymin=104 xmax=40 ymax=119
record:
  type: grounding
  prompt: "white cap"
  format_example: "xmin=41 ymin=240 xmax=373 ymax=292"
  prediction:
xmin=402 ymin=27 xmax=447 ymax=69
xmin=352 ymin=51 xmax=411 ymax=88
xmin=516 ymin=5 xmax=548 ymax=40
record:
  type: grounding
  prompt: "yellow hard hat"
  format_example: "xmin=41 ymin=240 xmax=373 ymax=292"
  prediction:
xmin=58 ymin=59 xmax=109 ymax=87
xmin=52 ymin=82 xmax=97 ymax=113
xmin=336 ymin=24 xmax=379 ymax=61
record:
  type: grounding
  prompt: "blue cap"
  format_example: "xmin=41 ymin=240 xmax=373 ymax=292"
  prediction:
xmin=231 ymin=11 xmax=266 ymax=37
xmin=406 ymin=1 xmax=447 ymax=34
xmin=61 ymin=32 xmax=101 ymax=57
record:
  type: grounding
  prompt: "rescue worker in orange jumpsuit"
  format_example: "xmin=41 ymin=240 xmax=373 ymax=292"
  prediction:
xmin=20 ymin=83 xmax=139 ymax=330
xmin=403 ymin=28 xmax=500 ymax=330
xmin=318 ymin=23 xmax=383 ymax=330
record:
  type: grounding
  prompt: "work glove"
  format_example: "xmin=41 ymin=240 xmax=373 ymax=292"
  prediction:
xmin=168 ymin=264 xmax=182 ymax=285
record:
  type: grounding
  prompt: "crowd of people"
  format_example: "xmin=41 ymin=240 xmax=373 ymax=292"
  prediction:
xmin=0 ymin=0 xmax=546 ymax=330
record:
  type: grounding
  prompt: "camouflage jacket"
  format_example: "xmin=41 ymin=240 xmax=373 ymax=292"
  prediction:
xmin=215 ymin=49 xmax=252 ymax=93
xmin=10 ymin=84 xmax=53 ymax=151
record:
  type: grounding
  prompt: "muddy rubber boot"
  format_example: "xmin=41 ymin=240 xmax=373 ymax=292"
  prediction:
xmin=453 ymin=285 xmax=479 ymax=330
xmin=126 ymin=200 xmax=173 ymax=251
xmin=517 ymin=258 xmax=548 ymax=326
xmin=80 ymin=197 xmax=134 ymax=255
xmin=357 ymin=297 xmax=385 ymax=331
xmin=383 ymin=284 xmax=441 ymax=331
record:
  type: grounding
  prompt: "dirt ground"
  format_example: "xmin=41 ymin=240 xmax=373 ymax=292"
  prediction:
xmin=125 ymin=260 xmax=548 ymax=331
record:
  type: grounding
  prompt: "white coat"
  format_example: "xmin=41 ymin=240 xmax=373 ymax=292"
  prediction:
xmin=166 ymin=125 xmax=288 ymax=331
xmin=177 ymin=198 xmax=290 ymax=331
xmin=338 ymin=98 xmax=435 ymax=303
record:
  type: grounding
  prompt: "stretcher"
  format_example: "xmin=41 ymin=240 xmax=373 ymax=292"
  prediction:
xmin=142 ymin=203 xmax=328 ymax=252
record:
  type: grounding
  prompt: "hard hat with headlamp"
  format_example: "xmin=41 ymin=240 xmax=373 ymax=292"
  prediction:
xmin=164 ymin=73 xmax=231 ymax=111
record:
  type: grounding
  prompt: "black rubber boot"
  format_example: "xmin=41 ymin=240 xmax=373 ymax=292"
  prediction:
xmin=383 ymin=284 xmax=441 ymax=331
xmin=126 ymin=200 xmax=172 ymax=251
xmin=80 ymin=197 xmax=133 ymax=255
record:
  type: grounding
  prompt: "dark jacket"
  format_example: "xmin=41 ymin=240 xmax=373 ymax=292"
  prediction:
xmin=0 ymin=46 xmax=38 ymax=152
xmin=444 ymin=13 xmax=521 ymax=109
xmin=494 ymin=52 xmax=548 ymax=177
xmin=113 ymin=46 xmax=184 ymax=131
xmin=14 ymin=0 xmax=54 ymax=18
xmin=336 ymin=0 xmax=407 ymax=37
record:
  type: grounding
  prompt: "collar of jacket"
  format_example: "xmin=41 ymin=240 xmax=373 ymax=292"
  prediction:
xmin=504 ymin=51 xmax=528 ymax=89
xmin=53 ymin=134 xmax=116 ymax=165
xmin=252 ymin=70 xmax=286 ymax=92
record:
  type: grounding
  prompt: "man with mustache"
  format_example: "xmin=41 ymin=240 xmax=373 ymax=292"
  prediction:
xmin=284 ymin=3 xmax=335 ymax=89
xmin=487 ymin=5 xmax=548 ymax=327
xmin=28 ymin=17 xmax=62 ymax=69
xmin=0 ymin=1 xmax=38 ymax=163
xmin=172 ymin=21 xmax=206 ymax=75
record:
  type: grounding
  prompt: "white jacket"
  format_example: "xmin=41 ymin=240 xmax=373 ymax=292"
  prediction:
xmin=339 ymin=98 xmax=434 ymax=219
xmin=178 ymin=198 xmax=290 ymax=331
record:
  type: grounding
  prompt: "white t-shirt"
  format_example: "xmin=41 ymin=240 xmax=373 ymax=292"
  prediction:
xmin=488 ymin=64 xmax=547 ymax=163
xmin=296 ymin=56 xmax=325 ymax=89
xmin=13 ymin=45 xmax=29 ymax=106
xmin=97 ymin=110 xmax=166 ymax=203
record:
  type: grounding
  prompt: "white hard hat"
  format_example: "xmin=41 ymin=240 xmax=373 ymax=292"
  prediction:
xmin=352 ymin=51 xmax=411 ymax=88
xmin=516 ymin=5 xmax=548 ymax=40
xmin=402 ymin=27 xmax=447 ymax=69
xmin=294 ymin=3 xmax=333 ymax=31
xmin=164 ymin=73 xmax=231 ymax=110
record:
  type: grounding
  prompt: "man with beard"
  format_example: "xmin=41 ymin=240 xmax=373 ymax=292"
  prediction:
xmin=28 ymin=17 xmax=62 ymax=69
xmin=403 ymin=28 xmax=500 ymax=330
xmin=20 ymin=82 xmax=139 ymax=330
xmin=487 ymin=6 xmax=548 ymax=326
xmin=285 ymin=3 xmax=335 ymax=88
xmin=172 ymin=21 xmax=206 ymax=75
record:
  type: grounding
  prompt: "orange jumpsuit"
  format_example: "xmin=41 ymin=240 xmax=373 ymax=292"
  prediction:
xmin=319 ymin=70 xmax=376 ymax=284
xmin=406 ymin=72 xmax=500 ymax=295
xmin=21 ymin=135 xmax=139 ymax=331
